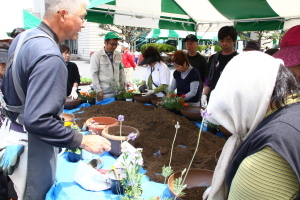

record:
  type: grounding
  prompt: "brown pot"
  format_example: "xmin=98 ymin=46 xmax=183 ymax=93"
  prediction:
xmin=86 ymin=117 xmax=119 ymax=135
xmin=133 ymin=94 xmax=156 ymax=104
xmin=64 ymin=97 xmax=82 ymax=109
xmin=168 ymin=169 xmax=213 ymax=199
xmin=101 ymin=125 xmax=140 ymax=157
xmin=61 ymin=113 xmax=75 ymax=122
xmin=180 ymin=106 xmax=204 ymax=121
xmin=219 ymin=125 xmax=232 ymax=138
xmin=151 ymin=97 xmax=163 ymax=106
xmin=215 ymin=149 xmax=222 ymax=163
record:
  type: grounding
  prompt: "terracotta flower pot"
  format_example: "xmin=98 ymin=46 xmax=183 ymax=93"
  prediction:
xmin=168 ymin=169 xmax=213 ymax=199
xmin=133 ymin=94 xmax=156 ymax=104
xmin=64 ymin=97 xmax=82 ymax=109
xmin=151 ymin=97 xmax=163 ymax=106
xmin=180 ymin=106 xmax=204 ymax=121
xmin=61 ymin=113 xmax=75 ymax=122
xmin=86 ymin=117 xmax=119 ymax=135
xmin=101 ymin=125 xmax=140 ymax=157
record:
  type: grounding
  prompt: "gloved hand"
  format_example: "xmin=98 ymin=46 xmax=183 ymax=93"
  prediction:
xmin=0 ymin=145 xmax=24 ymax=175
xmin=138 ymin=85 xmax=147 ymax=93
xmin=69 ymin=87 xmax=78 ymax=99
xmin=201 ymin=94 xmax=208 ymax=108
xmin=202 ymin=186 xmax=211 ymax=200
xmin=142 ymin=89 xmax=154 ymax=97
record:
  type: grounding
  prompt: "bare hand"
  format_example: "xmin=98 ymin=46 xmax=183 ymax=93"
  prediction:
xmin=97 ymin=92 xmax=104 ymax=101
xmin=80 ymin=135 xmax=111 ymax=154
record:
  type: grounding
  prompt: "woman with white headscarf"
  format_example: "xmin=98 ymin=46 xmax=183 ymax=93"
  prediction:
xmin=203 ymin=51 xmax=300 ymax=199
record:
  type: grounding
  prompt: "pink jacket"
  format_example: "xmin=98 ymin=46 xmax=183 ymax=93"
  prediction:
xmin=122 ymin=49 xmax=136 ymax=69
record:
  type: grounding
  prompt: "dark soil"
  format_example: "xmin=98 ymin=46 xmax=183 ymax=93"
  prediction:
xmin=74 ymin=101 xmax=226 ymax=198
xmin=181 ymin=187 xmax=207 ymax=200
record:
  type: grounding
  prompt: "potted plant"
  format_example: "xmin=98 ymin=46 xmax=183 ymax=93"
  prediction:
xmin=110 ymin=134 xmax=144 ymax=199
xmin=167 ymin=109 xmax=213 ymax=199
xmin=64 ymin=121 xmax=82 ymax=162
xmin=79 ymin=87 xmax=97 ymax=105
xmin=113 ymin=82 xmax=126 ymax=101
xmin=123 ymin=90 xmax=134 ymax=101
xmin=158 ymin=94 xmax=188 ymax=115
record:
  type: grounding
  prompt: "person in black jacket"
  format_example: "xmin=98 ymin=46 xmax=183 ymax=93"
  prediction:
xmin=61 ymin=44 xmax=80 ymax=99
xmin=201 ymin=26 xmax=238 ymax=107
xmin=183 ymin=34 xmax=207 ymax=85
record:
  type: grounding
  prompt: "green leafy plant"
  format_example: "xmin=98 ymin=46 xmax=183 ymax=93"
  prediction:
xmin=123 ymin=91 xmax=134 ymax=99
xmin=80 ymin=77 xmax=92 ymax=84
xmin=161 ymin=122 xmax=180 ymax=184
xmin=158 ymin=94 xmax=188 ymax=111
xmin=197 ymin=45 xmax=207 ymax=52
xmin=140 ymin=43 xmax=176 ymax=53
xmin=113 ymin=82 xmax=126 ymax=99
xmin=173 ymin=168 xmax=187 ymax=197
xmin=64 ymin=122 xmax=82 ymax=153
xmin=207 ymin=121 xmax=220 ymax=131
xmin=111 ymin=133 xmax=144 ymax=200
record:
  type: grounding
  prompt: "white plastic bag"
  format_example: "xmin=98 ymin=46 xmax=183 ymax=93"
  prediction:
xmin=73 ymin=161 xmax=111 ymax=191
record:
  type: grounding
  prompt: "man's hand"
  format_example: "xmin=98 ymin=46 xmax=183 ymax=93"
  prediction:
xmin=80 ymin=135 xmax=111 ymax=155
xmin=97 ymin=92 xmax=104 ymax=101
xmin=0 ymin=145 xmax=24 ymax=175
xmin=69 ymin=87 xmax=78 ymax=99
xmin=142 ymin=89 xmax=154 ymax=97
xmin=201 ymin=94 xmax=208 ymax=108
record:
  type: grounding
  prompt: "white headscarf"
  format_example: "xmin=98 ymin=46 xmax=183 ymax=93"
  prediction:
xmin=206 ymin=51 xmax=282 ymax=200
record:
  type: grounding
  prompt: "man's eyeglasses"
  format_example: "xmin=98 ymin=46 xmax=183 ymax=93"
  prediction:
xmin=108 ymin=42 xmax=119 ymax=47
xmin=68 ymin=11 xmax=87 ymax=25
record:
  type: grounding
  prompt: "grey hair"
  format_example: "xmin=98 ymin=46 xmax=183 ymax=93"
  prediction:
xmin=44 ymin=0 xmax=89 ymax=18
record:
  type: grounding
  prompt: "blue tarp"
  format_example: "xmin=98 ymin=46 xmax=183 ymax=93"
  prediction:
xmin=46 ymin=97 xmax=174 ymax=199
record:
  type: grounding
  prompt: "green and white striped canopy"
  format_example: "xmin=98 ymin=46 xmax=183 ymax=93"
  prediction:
xmin=146 ymin=29 xmax=219 ymax=40
xmin=146 ymin=29 xmax=185 ymax=39
xmin=86 ymin=0 xmax=300 ymax=31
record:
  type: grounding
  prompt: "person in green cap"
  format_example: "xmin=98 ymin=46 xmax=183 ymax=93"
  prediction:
xmin=91 ymin=31 xmax=125 ymax=101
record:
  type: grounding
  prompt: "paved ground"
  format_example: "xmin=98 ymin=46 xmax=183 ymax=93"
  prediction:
xmin=72 ymin=59 xmax=175 ymax=88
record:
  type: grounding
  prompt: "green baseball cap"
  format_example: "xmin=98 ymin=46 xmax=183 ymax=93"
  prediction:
xmin=104 ymin=32 xmax=122 ymax=41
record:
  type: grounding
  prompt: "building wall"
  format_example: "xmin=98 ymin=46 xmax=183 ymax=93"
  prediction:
xmin=77 ymin=22 xmax=108 ymax=60
xmin=78 ymin=23 xmax=123 ymax=60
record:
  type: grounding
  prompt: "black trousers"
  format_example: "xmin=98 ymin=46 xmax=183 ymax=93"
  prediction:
xmin=0 ymin=171 xmax=8 ymax=200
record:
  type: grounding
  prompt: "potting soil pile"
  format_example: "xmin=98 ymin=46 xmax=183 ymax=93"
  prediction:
xmin=75 ymin=101 xmax=226 ymax=185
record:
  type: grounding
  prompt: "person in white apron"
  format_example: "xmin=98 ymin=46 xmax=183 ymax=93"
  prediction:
xmin=138 ymin=46 xmax=170 ymax=97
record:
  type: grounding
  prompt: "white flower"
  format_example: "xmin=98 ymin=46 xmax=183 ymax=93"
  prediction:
xmin=175 ymin=121 xmax=180 ymax=129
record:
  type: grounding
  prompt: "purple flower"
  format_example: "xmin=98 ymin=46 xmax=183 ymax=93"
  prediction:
xmin=118 ymin=115 xmax=124 ymax=122
xmin=201 ymin=109 xmax=211 ymax=118
xmin=128 ymin=132 xmax=137 ymax=141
